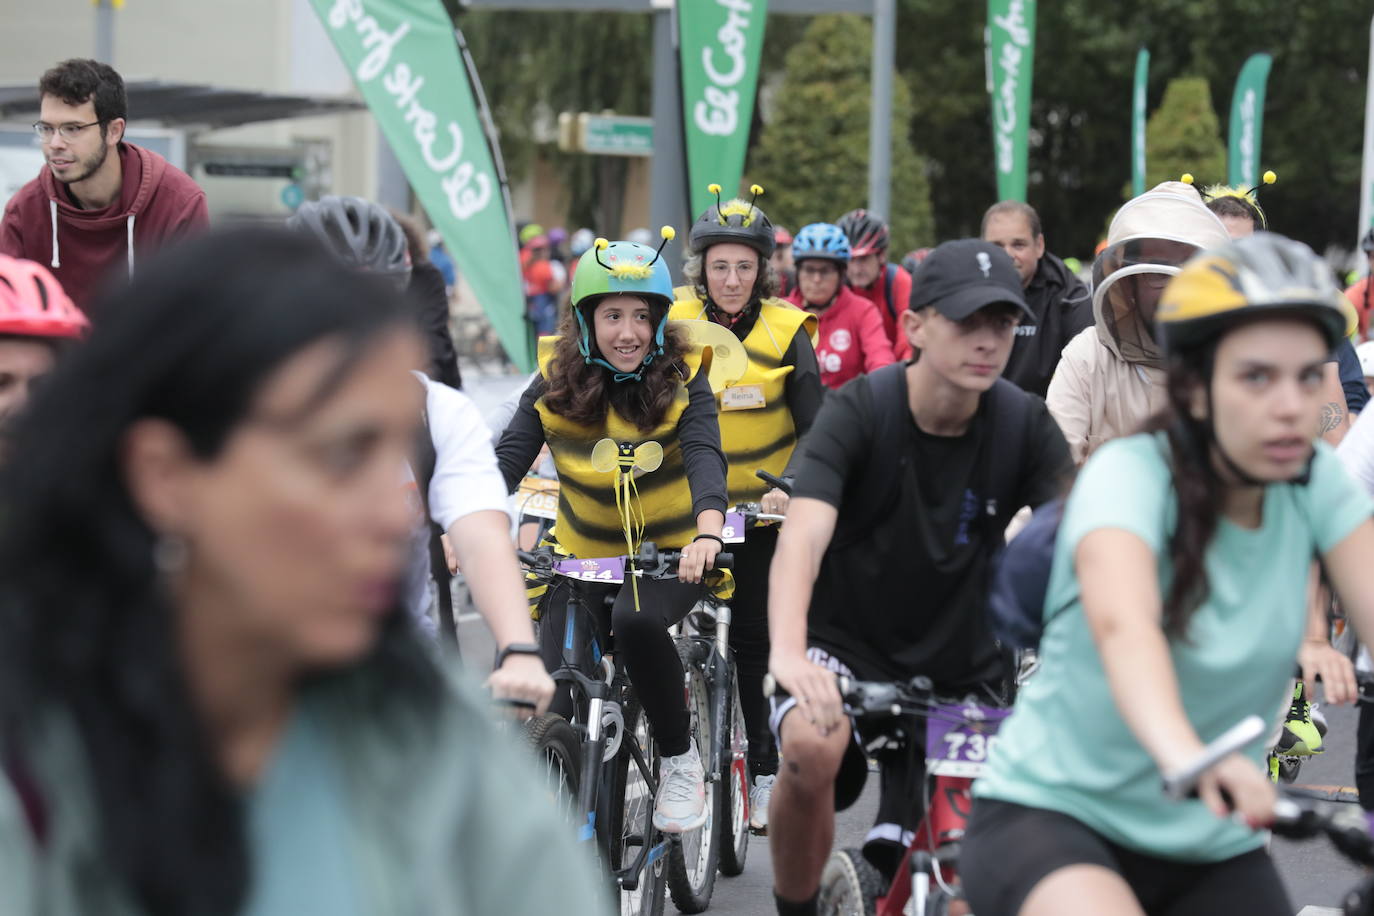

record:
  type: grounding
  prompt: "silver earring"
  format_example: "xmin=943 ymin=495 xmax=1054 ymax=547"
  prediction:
xmin=153 ymin=534 xmax=189 ymax=575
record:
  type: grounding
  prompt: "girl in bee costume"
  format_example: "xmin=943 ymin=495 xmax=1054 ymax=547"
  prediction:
xmin=496 ymin=230 xmax=728 ymax=833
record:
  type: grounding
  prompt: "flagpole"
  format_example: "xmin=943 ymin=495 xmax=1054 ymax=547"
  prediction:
xmin=1359 ymin=13 xmax=1374 ymax=271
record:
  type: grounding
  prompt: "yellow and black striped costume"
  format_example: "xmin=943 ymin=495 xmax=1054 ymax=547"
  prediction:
xmin=668 ymin=294 xmax=817 ymax=503
xmin=533 ymin=337 xmax=709 ymax=559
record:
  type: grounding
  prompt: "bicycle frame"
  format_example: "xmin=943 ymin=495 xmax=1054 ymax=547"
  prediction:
xmin=545 ymin=575 xmax=671 ymax=892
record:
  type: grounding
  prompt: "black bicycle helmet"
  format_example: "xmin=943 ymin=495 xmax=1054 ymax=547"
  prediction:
xmin=835 ymin=209 xmax=890 ymax=257
xmin=288 ymin=195 xmax=412 ymax=288
xmin=688 ymin=183 xmax=775 ymax=257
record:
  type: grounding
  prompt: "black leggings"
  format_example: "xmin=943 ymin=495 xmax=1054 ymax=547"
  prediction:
xmin=961 ymin=798 xmax=1291 ymax=916
xmin=725 ymin=525 xmax=779 ymax=778
xmin=538 ymin=574 xmax=702 ymax=757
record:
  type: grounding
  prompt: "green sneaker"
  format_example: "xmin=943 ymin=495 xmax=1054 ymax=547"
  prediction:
xmin=1282 ymin=682 xmax=1324 ymax=755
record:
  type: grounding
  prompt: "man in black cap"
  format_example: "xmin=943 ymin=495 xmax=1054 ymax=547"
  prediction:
xmin=763 ymin=240 xmax=1072 ymax=916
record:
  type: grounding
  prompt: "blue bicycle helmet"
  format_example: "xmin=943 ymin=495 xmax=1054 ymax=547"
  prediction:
xmin=792 ymin=222 xmax=852 ymax=265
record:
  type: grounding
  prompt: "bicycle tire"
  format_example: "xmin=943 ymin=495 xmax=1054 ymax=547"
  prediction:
xmin=667 ymin=658 xmax=721 ymax=912
xmin=717 ymin=658 xmax=750 ymax=877
xmin=818 ymin=848 xmax=882 ymax=916
xmin=602 ymin=695 xmax=668 ymax=916
xmin=523 ymin=713 xmax=581 ymax=826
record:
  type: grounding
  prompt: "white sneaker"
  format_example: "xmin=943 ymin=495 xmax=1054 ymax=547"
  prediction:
xmin=749 ymin=773 xmax=775 ymax=834
xmin=654 ymin=744 xmax=707 ymax=833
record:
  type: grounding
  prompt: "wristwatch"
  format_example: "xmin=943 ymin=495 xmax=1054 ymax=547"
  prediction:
xmin=496 ymin=642 xmax=542 ymax=668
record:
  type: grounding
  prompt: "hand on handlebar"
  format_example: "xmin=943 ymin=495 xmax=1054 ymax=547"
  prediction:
xmin=678 ymin=537 xmax=720 ymax=584
xmin=769 ymin=651 xmax=845 ymax=737
xmin=485 ymin=653 xmax=555 ymax=717
xmin=1196 ymin=753 xmax=1275 ymax=828
xmin=1299 ymin=638 xmax=1357 ymax=706
xmin=760 ymin=487 xmax=789 ymax=517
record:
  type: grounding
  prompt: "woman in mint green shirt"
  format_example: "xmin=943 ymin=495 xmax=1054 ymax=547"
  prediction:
xmin=964 ymin=234 xmax=1374 ymax=916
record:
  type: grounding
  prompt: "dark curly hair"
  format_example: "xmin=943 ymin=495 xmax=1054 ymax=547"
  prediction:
xmin=39 ymin=59 xmax=127 ymax=138
xmin=541 ymin=296 xmax=689 ymax=432
xmin=0 ymin=228 xmax=440 ymax=916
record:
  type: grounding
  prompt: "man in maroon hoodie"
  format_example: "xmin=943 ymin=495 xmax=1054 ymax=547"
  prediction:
xmin=1 ymin=59 xmax=208 ymax=313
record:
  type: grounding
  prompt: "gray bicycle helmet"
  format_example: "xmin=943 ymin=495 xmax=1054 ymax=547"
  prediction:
xmin=288 ymin=195 xmax=411 ymax=289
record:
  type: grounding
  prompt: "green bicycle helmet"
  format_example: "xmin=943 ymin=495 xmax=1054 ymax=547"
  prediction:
xmin=569 ymin=228 xmax=677 ymax=381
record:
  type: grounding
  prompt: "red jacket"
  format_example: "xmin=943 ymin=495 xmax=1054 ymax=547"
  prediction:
xmin=0 ymin=143 xmax=208 ymax=312
xmin=851 ymin=263 xmax=913 ymax=357
xmin=1347 ymin=277 xmax=1373 ymax=340
xmin=787 ymin=286 xmax=896 ymax=389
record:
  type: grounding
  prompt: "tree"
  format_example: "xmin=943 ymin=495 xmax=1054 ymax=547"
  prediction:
xmin=748 ymin=15 xmax=935 ymax=255
xmin=456 ymin=10 xmax=653 ymax=231
xmin=1144 ymin=77 xmax=1226 ymax=188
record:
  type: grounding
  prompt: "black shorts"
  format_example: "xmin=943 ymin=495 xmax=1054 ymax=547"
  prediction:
xmin=961 ymin=798 xmax=1292 ymax=916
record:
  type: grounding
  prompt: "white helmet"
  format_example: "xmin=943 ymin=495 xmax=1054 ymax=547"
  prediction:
xmin=1357 ymin=340 xmax=1374 ymax=377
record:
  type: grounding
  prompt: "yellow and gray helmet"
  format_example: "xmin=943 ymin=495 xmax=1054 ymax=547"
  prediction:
xmin=1157 ymin=232 xmax=1349 ymax=354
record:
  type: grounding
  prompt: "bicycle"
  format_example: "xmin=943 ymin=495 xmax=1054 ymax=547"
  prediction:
xmin=519 ymin=541 xmax=733 ymax=916
xmin=790 ymin=674 xmax=1011 ymax=916
xmin=661 ymin=499 xmax=784 ymax=911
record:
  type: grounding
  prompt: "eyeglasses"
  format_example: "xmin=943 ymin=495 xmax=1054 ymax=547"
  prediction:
xmin=32 ymin=120 xmax=103 ymax=142
xmin=707 ymin=261 xmax=757 ymax=279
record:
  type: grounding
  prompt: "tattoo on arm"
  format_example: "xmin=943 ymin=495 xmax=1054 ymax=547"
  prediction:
xmin=1320 ymin=402 xmax=1345 ymax=435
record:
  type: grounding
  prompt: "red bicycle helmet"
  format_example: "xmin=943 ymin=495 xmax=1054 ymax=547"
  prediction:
xmin=836 ymin=209 xmax=890 ymax=258
xmin=0 ymin=256 xmax=88 ymax=339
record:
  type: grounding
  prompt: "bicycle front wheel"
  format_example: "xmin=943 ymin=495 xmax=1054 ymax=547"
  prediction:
xmin=524 ymin=712 xmax=581 ymax=826
xmin=602 ymin=695 xmax=668 ymax=916
xmin=717 ymin=657 xmax=750 ymax=877
xmin=668 ymin=651 xmax=722 ymax=912
xmin=818 ymin=848 xmax=882 ymax=916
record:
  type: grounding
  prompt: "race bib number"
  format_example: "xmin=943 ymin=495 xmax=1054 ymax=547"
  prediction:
xmin=925 ymin=702 xmax=1011 ymax=777
xmin=518 ymin=478 xmax=560 ymax=521
xmin=723 ymin=511 xmax=747 ymax=543
xmin=720 ymin=384 xmax=766 ymax=411
xmin=553 ymin=556 xmax=626 ymax=583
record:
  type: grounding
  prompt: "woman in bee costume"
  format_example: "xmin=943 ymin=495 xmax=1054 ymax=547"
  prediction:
xmin=496 ymin=229 xmax=728 ymax=833
xmin=671 ymin=184 xmax=823 ymax=833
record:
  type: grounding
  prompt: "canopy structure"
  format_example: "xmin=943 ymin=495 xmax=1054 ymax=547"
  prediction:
xmin=0 ymin=79 xmax=364 ymax=130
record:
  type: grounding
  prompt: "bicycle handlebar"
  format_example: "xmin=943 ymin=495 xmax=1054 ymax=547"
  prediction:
xmin=1159 ymin=716 xmax=1267 ymax=801
xmin=516 ymin=542 xmax=734 ymax=578
xmin=755 ymin=469 xmax=793 ymax=495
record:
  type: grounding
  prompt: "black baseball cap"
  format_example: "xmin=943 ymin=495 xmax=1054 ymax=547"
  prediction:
xmin=909 ymin=239 xmax=1035 ymax=324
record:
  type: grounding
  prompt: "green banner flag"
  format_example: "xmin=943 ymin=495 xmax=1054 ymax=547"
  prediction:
xmin=679 ymin=0 xmax=769 ymax=219
xmin=1228 ymin=52 xmax=1273 ymax=188
xmin=986 ymin=0 xmax=1036 ymax=202
xmin=1132 ymin=47 xmax=1149 ymax=198
xmin=308 ymin=0 xmax=529 ymax=371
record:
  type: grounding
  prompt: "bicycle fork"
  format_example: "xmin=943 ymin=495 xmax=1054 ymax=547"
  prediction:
xmin=707 ymin=604 xmax=733 ymax=783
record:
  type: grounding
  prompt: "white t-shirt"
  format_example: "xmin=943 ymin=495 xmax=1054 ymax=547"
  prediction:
xmin=1337 ymin=411 xmax=1374 ymax=672
xmin=403 ymin=373 xmax=511 ymax=634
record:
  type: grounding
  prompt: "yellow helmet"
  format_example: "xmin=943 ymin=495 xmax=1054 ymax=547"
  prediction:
xmin=1157 ymin=232 xmax=1348 ymax=353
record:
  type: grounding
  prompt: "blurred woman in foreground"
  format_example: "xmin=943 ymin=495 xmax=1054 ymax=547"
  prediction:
xmin=0 ymin=228 xmax=607 ymax=915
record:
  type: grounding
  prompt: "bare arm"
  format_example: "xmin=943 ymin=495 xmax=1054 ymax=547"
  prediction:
xmin=1322 ymin=519 xmax=1374 ymax=684
xmin=767 ymin=497 xmax=845 ymax=732
xmin=1298 ymin=565 xmax=1356 ymax=704
xmin=447 ymin=509 xmax=554 ymax=713
xmin=1077 ymin=528 xmax=1274 ymax=822
xmin=1319 ymin=362 xmax=1353 ymax=446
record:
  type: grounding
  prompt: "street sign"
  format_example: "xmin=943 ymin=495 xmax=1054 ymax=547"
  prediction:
xmin=579 ymin=113 xmax=653 ymax=156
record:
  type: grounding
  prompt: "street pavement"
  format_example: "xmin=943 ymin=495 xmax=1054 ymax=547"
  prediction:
xmin=457 ymin=365 xmax=1369 ymax=916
